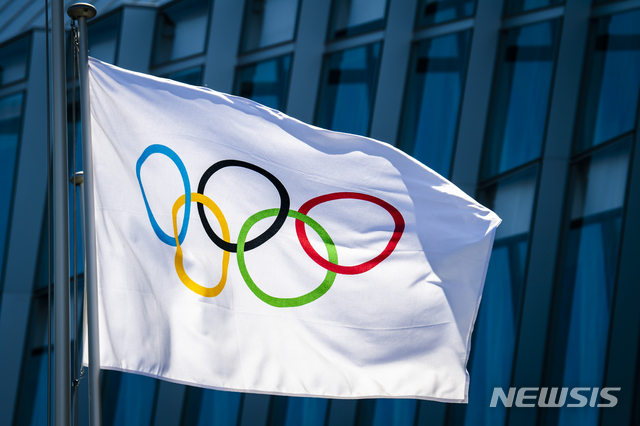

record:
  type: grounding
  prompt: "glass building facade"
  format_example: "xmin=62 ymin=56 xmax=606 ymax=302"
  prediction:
xmin=0 ymin=0 xmax=639 ymax=425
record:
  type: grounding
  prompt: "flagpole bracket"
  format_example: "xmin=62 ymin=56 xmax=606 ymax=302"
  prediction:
xmin=67 ymin=3 xmax=97 ymax=20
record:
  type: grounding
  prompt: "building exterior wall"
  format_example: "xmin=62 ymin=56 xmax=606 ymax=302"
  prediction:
xmin=0 ymin=0 xmax=639 ymax=424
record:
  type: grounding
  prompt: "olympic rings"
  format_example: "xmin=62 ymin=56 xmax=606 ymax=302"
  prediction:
xmin=137 ymin=145 xmax=191 ymax=246
xmin=197 ymin=160 xmax=290 ymax=253
xmin=173 ymin=193 xmax=230 ymax=297
xmin=237 ymin=209 xmax=337 ymax=308
xmin=136 ymin=144 xmax=405 ymax=307
xmin=296 ymin=192 xmax=405 ymax=275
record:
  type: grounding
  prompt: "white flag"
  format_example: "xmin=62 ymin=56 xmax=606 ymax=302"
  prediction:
xmin=87 ymin=57 xmax=500 ymax=402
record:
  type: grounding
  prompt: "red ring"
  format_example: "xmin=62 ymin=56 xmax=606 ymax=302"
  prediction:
xmin=295 ymin=192 xmax=405 ymax=275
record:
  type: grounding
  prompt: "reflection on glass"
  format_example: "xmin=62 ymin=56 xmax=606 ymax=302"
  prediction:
xmin=504 ymin=0 xmax=562 ymax=17
xmin=13 ymin=295 xmax=51 ymax=426
xmin=463 ymin=167 xmax=537 ymax=426
xmin=416 ymin=0 xmax=474 ymax=27
xmin=482 ymin=20 xmax=559 ymax=179
xmin=284 ymin=397 xmax=328 ymax=426
xmin=372 ymin=399 xmax=417 ymax=426
xmin=193 ymin=389 xmax=242 ymax=426
xmin=88 ymin=13 xmax=122 ymax=64
xmin=153 ymin=0 xmax=211 ymax=65
xmin=575 ymin=9 xmax=640 ymax=153
xmin=315 ymin=42 xmax=381 ymax=136
xmin=103 ymin=371 xmax=158 ymax=426
xmin=328 ymin=0 xmax=387 ymax=40
xmin=0 ymin=92 xmax=23 ymax=284
xmin=241 ymin=0 xmax=300 ymax=52
xmin=398 ymin=31 xmax=470 ymax=178
xmin=0 ymin=35 xmax=30 ymax=86
xmin=234 ymin=55 xmax=291 ymax=111
xmin=14 ymin=288 xmax=82 ymax=426
xmin=165 ymin=66 xmax=203 ymax=86
xmin=543 ymin=140 xmax=631 ymax=426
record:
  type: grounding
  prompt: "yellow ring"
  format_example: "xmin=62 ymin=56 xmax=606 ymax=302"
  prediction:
xmin=172 ymin=193 xmax=230 ymax=297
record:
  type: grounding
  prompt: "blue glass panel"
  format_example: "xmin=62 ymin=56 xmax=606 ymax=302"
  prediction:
xmin=372 ymin=399 xmax=417 ymax=426
xmin=328 ymin=0 xmax=387 ymax=40
xmin=416 ymin=0 xmax=474 ymax=27
xmin=196 ymin=389 xmax=242 ymax=426
xmin=398 ymin=30 xmax=470 ymax=178
xmin=88 ymin=13 xmax=122 ymax=64
xmin=0 ymin=92 xmax=23 ymax=288
xmin=234 ymin=54 xmax=291 ymax=111
xmin=29 ymin=353 xmax=51 ymax=426
xmin=575 ymin=9 xmax=640 ymax=152
xmin=504 ymin=0 xmax=562 ymax=17
xmin=0 ymin=35 xmax=30 ymax=86
xmin=460 ymin=166 xmax=537 ymax=426
xmin=13 ymin=295 xmax=54 ymax=426
xmin=109 ymin=372 xmax=158 ymax=426
xmin=542 ymin=140 xmax=631 ymax=426
xmin=241 ymin=0 xmax=300 ymax=52
xmin=153 ymin=0 xmax=211 ymax=65
xmin=284 ymin=397 xmax=328 ymax=426
xmin=482 ymin=20 xmax=559 ymax=179
xmin=166 ymin=66 xmax=203 ymax=86
xmin=315 ymin=42 xmax=381 ymax=136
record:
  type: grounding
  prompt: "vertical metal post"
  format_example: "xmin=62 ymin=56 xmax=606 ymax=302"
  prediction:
xmin=67 ymin=4 xmax=100 ymax=426
xmin=51 ymin=0 xmax=71 ymax=424
xmin=70 ymin=172 xmax=85 ymax=426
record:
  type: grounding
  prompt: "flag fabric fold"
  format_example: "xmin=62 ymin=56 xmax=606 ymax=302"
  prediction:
xmin=87 ymin=57 xmax=500 ymax=402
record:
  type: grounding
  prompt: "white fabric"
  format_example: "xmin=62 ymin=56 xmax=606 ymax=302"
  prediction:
xmin=87 ymin=57 xmax=500 ymax=402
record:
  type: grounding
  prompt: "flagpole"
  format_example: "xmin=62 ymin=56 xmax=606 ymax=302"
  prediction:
xmin=51 ymin=0 xmax=71 ymax=423
xmin=67 ymin=4 xmax=101 ymax=426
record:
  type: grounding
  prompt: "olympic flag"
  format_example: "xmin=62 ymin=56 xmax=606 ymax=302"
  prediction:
xmin=87 ymin=57 xmax=500 ymax=402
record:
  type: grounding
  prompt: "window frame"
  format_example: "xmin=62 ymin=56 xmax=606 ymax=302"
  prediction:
xmin=313 ymin=41 xmax=385 ymax=138
xmin=238 ymin=0 xmax=303 ymax=55
xmin=150 ymin=0 xmax=214 ymax=68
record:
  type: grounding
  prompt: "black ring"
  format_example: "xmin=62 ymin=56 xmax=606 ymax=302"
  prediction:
xmin=197 ymin=159 xmax=290 ymax=253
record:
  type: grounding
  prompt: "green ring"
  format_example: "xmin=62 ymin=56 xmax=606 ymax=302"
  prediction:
xmin=237 ymin=209 xmax=338 ymax=307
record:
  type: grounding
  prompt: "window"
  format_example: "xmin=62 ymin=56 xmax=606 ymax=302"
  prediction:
xmin=315 ymin=43 xmax=382 ymax=137
xmin=15 ymin=279 xmax=84 ymax=425
xmin=371 ymin=399 xmax=417 ymax=426
xmin=102 ymin=370 xmax=158 ymax=426
xmin=574 ymin=9 xmax=640 ymax=153
xmin=181 ymin=388 xmax=242 ymax=426
xmin=0 ymin=35 xmax=30 ymax=86
xmin=0 ymin=92 xmax=24 ymax=289
xmin=152 ymin=0 xmax=211 ymax=66
xmin=415 ymin=0 xmax=475 ymax=28
xmin=165 ymin=66 xmax=204 ymax=86
xmin=240 ymin=0 xmax=300 ymax=52
xmin=398 ymin=30 xmax=471 ymax=178
xmin=13 ymin=295 xmax=52 ymax=426
xmin=462 ymin=167 xmax=538 ymax=426
xmin=543 ymin=140 xmax=631 ymax=426
xmin=234 ymin=55 xmax=292 ymax=111
xmin=327 ymin=0 xmax=388 ymax=40
xmin=87 ymin=12 xmax=122 ymax=64
xmin=481 ymin=20 xmax=560 ymax=179
xmin=283 ymin=397 xmax=328 ymax=426
xmin=504 ymin=0 xmax=563 ymax=18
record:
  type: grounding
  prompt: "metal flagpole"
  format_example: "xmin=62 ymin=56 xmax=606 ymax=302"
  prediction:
xmin=51 ymin=0 xmax=71 ymax=423
xmin=67 ymin=4 xmax=101 ymax=426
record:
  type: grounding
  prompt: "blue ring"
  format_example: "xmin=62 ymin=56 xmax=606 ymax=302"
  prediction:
xmin=136 ymin=144 xmax=191 ymax=246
